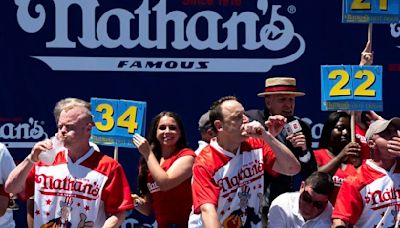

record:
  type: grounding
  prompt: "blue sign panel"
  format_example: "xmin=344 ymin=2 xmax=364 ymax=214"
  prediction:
xmin=342 ymin=0 xmax=400 ymax=23
xmin=91 ymin=98 xmax=147 ymax=148
xmin=321 ymin=65 xmax=383 ymax=111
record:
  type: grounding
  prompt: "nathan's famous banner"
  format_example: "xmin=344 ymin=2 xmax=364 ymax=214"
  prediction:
xmin=2 ymin=0 xmax=400 ymax=226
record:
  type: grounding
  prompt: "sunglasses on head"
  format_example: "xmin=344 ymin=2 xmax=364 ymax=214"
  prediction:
xmin=300 ymin=191 xmax=326 ymax=210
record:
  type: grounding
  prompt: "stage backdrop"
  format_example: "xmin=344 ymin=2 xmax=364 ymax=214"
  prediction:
xmin=1 ymin=0 xmax=400 ymax=226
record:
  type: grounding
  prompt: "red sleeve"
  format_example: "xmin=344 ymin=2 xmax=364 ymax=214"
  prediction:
xmin=101 ymin=164 xmax=134 ymax=214
xmin=178 ymin=148 xmax=196 ymax=158
xmin=332 ymin=177 xmax=363 ymax=225
xmin=262 ymin=141 xmax=278 ymax=177
xmin=314 ymin=149 xmax=325 ymax=166
xmin=191 ymin=163 xmax=220 ymax=213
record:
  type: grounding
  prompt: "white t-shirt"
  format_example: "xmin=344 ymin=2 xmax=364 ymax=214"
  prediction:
xmin=333 ymin=160 xmax=400 ymax=227
xmin=189 ymin=137 xmax=278 ymax=227
xmin=25 ymin=147 xmax=133 ymax=227
xmin=268 ymin=192 xmax=332 ymax=228
xmin=194 ymin=140 xmax=208 ymax=156
xmin=0 ymin=143 xmax=16 ymax=228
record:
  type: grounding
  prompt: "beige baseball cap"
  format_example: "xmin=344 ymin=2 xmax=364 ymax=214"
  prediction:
xmin=365 ymin=117 xmax=400 ymax=141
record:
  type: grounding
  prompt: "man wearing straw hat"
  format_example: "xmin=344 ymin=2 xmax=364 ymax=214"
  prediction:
xmin=246 ymin=77 xmax=317 ymax=219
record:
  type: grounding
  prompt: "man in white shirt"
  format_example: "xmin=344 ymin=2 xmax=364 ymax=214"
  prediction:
xmin=268 ymin=171 xmax=334 ymax=228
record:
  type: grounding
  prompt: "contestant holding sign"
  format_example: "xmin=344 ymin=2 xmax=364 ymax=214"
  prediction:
xmin=5 ymin=98 xmax=134 ymax=228
xmin=313 ymin=111 xmax=361 ymax=205
xmin=132 ymin=111 xmax=196 ymax=228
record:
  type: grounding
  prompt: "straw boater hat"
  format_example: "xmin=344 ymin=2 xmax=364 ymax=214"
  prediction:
xmin=257 ymin=77 xmax=305 ymax=97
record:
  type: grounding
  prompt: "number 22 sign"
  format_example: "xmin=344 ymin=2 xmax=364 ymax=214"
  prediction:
xmin=90 ymin=98 xmax=147 ymax=148
xmin=321 ymin=65 xmax=383 ymax=111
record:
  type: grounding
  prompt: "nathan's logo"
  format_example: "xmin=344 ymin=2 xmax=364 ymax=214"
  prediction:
xmin=365 ymin=187 xmax=400 ymax=210
xmin=0 ymin=117 xmax=48 ymax=148
xmin=147 ymin=181 xmax=160 ymax=193
xmin=217 ymin=159 xmax=263 ymax=195
xmin=15 ymin=0 xmax=305 ymax=72
xmin=36 ymin=173 xmax=100 ymax=200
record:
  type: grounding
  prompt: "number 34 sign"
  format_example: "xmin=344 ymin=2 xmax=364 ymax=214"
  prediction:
xmin=321 ymin=65 xmax=383 ymax=111
xmin=90 ymin=98 xmax=147 ymax=148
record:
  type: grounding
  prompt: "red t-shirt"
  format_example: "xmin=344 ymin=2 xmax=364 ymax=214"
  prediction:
xmin=147 ymin=148 xmax=196 ymax=228
xmin=314 ymin=148 xmax=357 ymax=205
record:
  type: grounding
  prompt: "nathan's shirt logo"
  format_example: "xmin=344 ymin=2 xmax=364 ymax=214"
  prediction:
xmin=35 ymin=174 xmax=100 ymax=200
xmin=217 ymin=159 xmax=263 ymax=196
xmin=365 ymin=187 xmax=400 ymax=210
xmin=15 ymin=0 xmax=305 ymax=72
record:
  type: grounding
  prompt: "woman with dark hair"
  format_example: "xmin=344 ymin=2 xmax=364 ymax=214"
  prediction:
xmin=131 ymin=111 xmax=196 ymax=228
xmin=313 ymin=111 xmax=361 ymax=205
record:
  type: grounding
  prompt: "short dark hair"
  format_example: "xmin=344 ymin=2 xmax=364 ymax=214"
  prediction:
xmin=209 ymin=96 xmax=238 ymax=132
xmin=304 ymin=171 xmax=334 ymax=196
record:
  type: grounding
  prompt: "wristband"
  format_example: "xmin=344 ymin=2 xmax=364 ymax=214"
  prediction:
xmin=26 ymin=153 xmax=37 ymax=164
xmin=299 ymin=151 xmax=311 ymax=163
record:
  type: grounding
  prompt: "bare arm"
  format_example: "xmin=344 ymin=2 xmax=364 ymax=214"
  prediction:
xmin=200 ymin=203 xmax=220 ymax=228
xmin=243 ymin=118 xmax=300 ymax=175
xmin=5 ymin=139 xmax=52 ymax=194
xmin=264 ymin=131 xmax=301 ymax=175
xmin=103 ymin=211 xmax=126 ymax=228
xmin=131 ymin=193 xmax=153 ymax=216
xmin=5 ymin=158 xmax=35 ymax=194
xmin=332 ymin=218 xmax=348 ymax=228
xmin=27 ymin=197 xmax=34 ymax=228
xmin=264 ymin=116 xmax=301 ymax=175
xmin=318 ymin=143 xmax=361 ymax=176
xmin=133 ymin=134 xmax=195 ymax=191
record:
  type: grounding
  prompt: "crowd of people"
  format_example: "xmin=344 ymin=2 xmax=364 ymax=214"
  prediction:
xmin=0 ymin=79 xmax=399 ymax=228
xmin=0 ymin=45 xmax=399 ymax=228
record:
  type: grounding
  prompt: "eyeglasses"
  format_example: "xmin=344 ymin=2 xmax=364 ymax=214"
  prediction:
xmin=300 ymin=191 xmax=327 ymax=210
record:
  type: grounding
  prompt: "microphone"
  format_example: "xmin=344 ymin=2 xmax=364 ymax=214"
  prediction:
xmin=283 ymin=119 xmax=302 ymax=136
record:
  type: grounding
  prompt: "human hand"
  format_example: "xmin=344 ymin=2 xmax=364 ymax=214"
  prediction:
xmin=360 ymin=40 xmax=373 ymax=66
xmin=339 ymin=142 xmax=361 ymax=163
xmin=265 ymin=115 xmax=287 ymax=137
xmin=286 ymin=132 xmax=307 ymax=151
xmin=29 ymin=138 xmax=54 ymax=162
xmin=131 ymin=194 xmax=147 ymax=209
xmin=366 ymin=111 xmax=383 ymax=122
xmin=77 ymin=213 xmax=94 ymax=228
xmin=241 ymin=121 xmax=265 ymax=137
xmin=388 ymin=134 xmax=400 ymax=157
xmin=132 ymin=134 xmax=151 ymax=156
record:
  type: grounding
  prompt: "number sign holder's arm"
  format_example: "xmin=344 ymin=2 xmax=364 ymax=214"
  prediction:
xmin=351 ymin=23 xmax=374 ymax=142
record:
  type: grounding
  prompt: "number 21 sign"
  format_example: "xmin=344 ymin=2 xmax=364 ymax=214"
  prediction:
xmin=90 ymin=98 xmax=147 ymax=148
xmin=321 ymin=65 xmax=383 ymax=111
xmin=342 ymin=0 xmax=400 ymax=23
